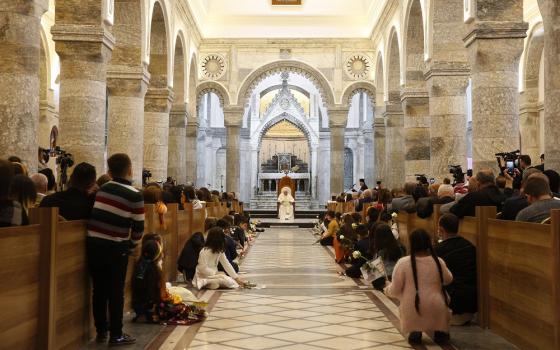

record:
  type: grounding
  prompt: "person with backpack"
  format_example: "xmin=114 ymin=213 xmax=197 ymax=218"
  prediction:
xmin=384 ymin=229 xmax=453 ymax=345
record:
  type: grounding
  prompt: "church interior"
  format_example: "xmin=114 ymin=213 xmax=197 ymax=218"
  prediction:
xmin=1 ymin=0 xmax=560 ymax=349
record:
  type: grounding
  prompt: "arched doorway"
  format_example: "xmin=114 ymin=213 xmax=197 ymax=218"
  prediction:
xmin=258 ymin=119 xmax=311 ymax=193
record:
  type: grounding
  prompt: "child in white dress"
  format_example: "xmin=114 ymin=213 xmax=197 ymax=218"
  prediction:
xmin=193 ymin=227 xmax=245 ymax=290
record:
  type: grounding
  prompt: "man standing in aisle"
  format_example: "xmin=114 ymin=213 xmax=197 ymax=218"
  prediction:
xmin=87 ymin=153 xmax=145 ymax=346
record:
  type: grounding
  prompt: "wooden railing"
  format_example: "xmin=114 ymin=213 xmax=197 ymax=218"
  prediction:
xmin=392 ymin=206 xmax=560 ymax=350
xmin=0 ymin=201 xmax=233 ymax=349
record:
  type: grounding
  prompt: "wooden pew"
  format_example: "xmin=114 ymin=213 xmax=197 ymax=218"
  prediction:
xmin=0 ymin=222 xmax=42 ymax=349
xmin=0 ymin=202 xmax=214 ymax=350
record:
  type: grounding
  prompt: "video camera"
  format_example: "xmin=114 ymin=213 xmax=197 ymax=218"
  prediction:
xmin=142 ymin=169 xmax=152 ymax=186
xmin=449 ymin=165 xmax=465 ymax=185
xmin=495 ymin=150 xmax=521 ymax=175
xmin=415 ymin=174 xmax=428 ymax=185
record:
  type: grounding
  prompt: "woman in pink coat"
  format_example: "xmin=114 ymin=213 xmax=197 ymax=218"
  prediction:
xmin=385 ymin=229 xmax=453 ymax=345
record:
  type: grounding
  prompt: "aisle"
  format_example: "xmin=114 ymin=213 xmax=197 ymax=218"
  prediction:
xmin=178 ymin=227 xmax=419 ymax=350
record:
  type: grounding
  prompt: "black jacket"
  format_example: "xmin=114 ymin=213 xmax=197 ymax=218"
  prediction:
xmin=436 ymin=236 xmax=477 ymax=314
xmin=345 ymin=238 xmax=371 ymax=278
xmin=40 ymin=188 xmax=95 ymax=221
xmin=177 ymin=232 xmax=205 ymax=279
xmin=501 ymin=195 xmax=529 ymax=221
xmin=450 ymin=185 xmax=505 ymax=218
xmin=416 ymin=196 xmax=455 ymax=219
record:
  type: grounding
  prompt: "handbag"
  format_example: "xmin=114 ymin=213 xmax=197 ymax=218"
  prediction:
xmin=360 ymin=256 xmax=387 ymax=283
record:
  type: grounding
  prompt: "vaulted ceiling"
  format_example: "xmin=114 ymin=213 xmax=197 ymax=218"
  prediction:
xmin=187 ymin=0 xmax=388 ymax=38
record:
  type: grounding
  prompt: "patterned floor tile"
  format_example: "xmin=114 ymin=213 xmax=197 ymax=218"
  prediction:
xmin=308 ymin=337 xmax=379 ymax=350
xmin=226 ymin=337 xmax=293 ymax=350
xmin=268 ymin=319 xmax=327 ymax=330
xmin=228 ymin=324 xmax=292 ymax=336
xmin=194 ymin=330 xmax=250 ymax=343
xmin=267 ymin=330 xmax=335 ymax=343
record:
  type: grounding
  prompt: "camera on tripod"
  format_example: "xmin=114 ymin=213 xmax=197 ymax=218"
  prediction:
xmin=142 ymin=169 xmax=152 ymax=186
xmin=495 ymin=150 xmax=520 ymax=175
xmin=414 ymin=174 xmax=428 ymax=185
xmin=449 ymin=165 xmax=465 ymax=186
xmin=46 ymin=146 xmax=74 ymax=190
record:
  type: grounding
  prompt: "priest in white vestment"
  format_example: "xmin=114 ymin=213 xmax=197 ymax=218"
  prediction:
xmin=278 ymin=187 xmax=295 ymax=221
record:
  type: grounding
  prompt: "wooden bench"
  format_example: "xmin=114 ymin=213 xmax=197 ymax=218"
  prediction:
xmin=0 ymin=203 xmax=210 ymax=349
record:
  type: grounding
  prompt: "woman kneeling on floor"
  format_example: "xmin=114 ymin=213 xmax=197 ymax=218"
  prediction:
xmin=384 ymin=229 xmax=453 ymax=345
xmin=132 ymin=235 xmax=207 ymax=325
xmin=193 ymin=227 xmax=246 ymax=290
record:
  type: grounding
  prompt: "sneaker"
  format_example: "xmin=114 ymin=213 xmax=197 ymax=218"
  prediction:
xmin=108 ymin=334 xmax=136 ymax=347
xmin=408 ymin=332 xmax=422 ymax=344
xmin=95 ymin=332 xmax=109 ymax=343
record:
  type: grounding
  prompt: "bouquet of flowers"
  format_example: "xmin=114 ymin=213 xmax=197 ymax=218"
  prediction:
xmin=354 ymin=250 xmax=386 ymax=283
xmin=336 ymin=227 xmax=356 ymax=251
xmin=157 ymin=290 xmax=208 ymax=325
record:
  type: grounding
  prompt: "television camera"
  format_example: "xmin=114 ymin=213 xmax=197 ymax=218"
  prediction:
xmin=495 ymin=150 xmax=521 ymax=175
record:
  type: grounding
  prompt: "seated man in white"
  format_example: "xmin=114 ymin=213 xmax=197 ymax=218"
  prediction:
xmin=278 ymin=187 xmax=295 ymax=221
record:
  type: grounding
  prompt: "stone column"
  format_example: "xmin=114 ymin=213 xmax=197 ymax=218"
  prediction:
xmin=537 ymin=0 xmax=560 ymax=172
xmin=224 ymin=106 xmax=243 ymax=193
xmin=373 ymin=117 xmax=386 ymax=183
xmin=384 ymin=92 xmax=405 ymax=189
xmin=311 ymin=147 xmax=318 ymax=200
xmin=185 ymin=121 xmax=198 ymax=184
xmin=329 ymin=107 xmax=349 ymax=196
xmin=107 ymin=67 xmax=149 ymax=184
xmin=168 ymin=108 xmax=187 ymax=184
xmin=52 ymin=9 xmax=114 ymax=173
xmin=401 ymin=90 xmax=430 ymax=181
xmin=519 ymin=96 xmax=541 ymax=162
xmin=464 ymin=1 xmax=527 ymax=171
xmin=143 ymin=87 xmax=173 ymax=182
xmin=0 ymin=0 xmax=48 ymax=170
xmin=425 ymin=65 xmax=469 ymax=181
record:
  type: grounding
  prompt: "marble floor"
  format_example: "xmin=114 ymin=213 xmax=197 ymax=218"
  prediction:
xmin=155 ymin=227 xmax=446 ymax=350
xmin=109 ymin=227 xmax=517 ymax=350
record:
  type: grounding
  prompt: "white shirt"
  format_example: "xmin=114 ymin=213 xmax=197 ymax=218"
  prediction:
xmin=195 ymin=247 xmax=238 ymax=279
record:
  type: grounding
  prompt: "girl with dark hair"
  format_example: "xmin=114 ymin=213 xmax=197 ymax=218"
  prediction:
xmin=334 ymin=214 xmax=355 ymax=263
xmin=10 ymin=174 xmax=37 ymax=213
xmin=385 ymin=229 xmax=453 ymax=345
xmin=368 ymin=224 xmax=405 ymax=290
xmin=132 ymin=239 xmax=165 ymax=323
xmin=193 ymin=227 xmax=245 ymax=289
xmin=0 ymin=159 xmax=28 ymax=226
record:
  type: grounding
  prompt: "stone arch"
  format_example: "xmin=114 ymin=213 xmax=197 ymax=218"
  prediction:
xmin=403 ymin=0 xmax=427 ymax=88
xmin=196 ymin=81 xmax=231 ymax=107
xmin=341 ymin=82 xmax=376 ymax=108
xmin=522 ymin=22 xmax=544 ymax=101
xmin=172 ymin=31 xmax=186 ymax=107
xmin=188 ymin=52 xmax=198 ymax=116
xmin=147 ymin=1 xmax=169 ymax=89
xmin=375 ymin=51 xmax=385 ymax=106
xmin=256 ymin=113 xmax=314 ymax=154
xmin=386 ymin=26 xmax=402 ymax=101
xmin=236 ymin=60 xmax=335 ymax=107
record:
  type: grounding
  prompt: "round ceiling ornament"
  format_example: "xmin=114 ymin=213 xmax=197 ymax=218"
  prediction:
xmin=201 ymin=54 xmax=226 ymax=80
xmin=345 ymin=54 xmax=372 ymax=80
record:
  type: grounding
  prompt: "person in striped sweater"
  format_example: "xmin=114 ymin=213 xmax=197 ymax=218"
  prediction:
xmin=86 ymin=153 xmax=145 ymax=346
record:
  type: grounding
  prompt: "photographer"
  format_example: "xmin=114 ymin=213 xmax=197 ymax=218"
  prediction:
xmin=512 ymin=155 xmax=532 ymax=190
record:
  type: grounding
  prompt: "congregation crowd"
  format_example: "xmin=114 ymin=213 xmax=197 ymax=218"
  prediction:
xmin=317 ymin=154 xmax=560 ymax=345
xmin=0 ymin=154 xmax=258 ymax=346
xmin=2 ymin=151 xmax=559 ymax=347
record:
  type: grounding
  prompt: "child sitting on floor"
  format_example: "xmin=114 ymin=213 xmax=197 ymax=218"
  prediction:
xmin=193 ymin=227 xmax=246 ymax=290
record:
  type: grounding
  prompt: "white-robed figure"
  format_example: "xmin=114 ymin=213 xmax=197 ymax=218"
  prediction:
xmin=278 ymin=187 xmax=295 ymax=221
